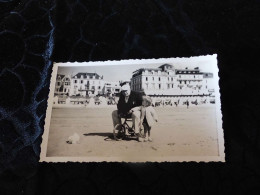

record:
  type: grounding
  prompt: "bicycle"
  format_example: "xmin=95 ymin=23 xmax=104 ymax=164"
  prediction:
xmin=113 ymin=115 xmax=145 ymax=141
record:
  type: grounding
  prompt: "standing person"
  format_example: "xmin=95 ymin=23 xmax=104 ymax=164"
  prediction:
xmin=130 ymin=96 xmax=158 ymax=142
xmin=112 ymin=83 xmax=145 ymax=133
xmin=186 ymin=100 xmax=189 ymax=109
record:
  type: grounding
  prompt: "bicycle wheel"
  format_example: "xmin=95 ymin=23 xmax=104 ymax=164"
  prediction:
xmin=113 ymin=124 xmax=125 ymax=140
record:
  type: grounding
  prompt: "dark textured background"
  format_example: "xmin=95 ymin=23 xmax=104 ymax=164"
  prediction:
xmin=0 ymin=0 xmax=260 ymax=194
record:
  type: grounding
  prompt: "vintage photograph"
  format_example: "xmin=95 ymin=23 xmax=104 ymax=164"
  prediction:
xmin=40 ymin=55 xmax=225 ymax=162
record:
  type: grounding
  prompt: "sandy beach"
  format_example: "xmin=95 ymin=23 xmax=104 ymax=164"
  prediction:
xmin=46 ymin=105 xmax=219 ymax=159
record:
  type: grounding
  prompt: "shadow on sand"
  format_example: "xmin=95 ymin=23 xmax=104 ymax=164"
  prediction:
xmin=83 ymin=132 xmax=138 ymax=141
xmin=83 ymin=132 xmax=116 ymax=141
xmin=84 ymin=132 xmax=112 ymax=137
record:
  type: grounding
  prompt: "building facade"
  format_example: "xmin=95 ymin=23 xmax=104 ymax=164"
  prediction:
xmin=131 ymin=64 xmax=214 ymax=96
xmin=102 ymin=81 xmax=121 ymax=95
xmin=54 ymin=74 xmax=71 ymax=95
xmin=131 ymin=64 xmax=177 ymax=95
xmin=55 ymin=72 xmax=122 ymax=97
xmin=70 ymin=73 xmax=105 ymax=96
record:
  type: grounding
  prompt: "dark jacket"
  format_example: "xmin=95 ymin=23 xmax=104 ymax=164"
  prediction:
xmin=117 ymin=91 xmax=145 ymax=115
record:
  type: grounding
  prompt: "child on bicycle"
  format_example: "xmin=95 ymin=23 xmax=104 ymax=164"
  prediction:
xmin=131 ymin=95 xmax=158 ymax=142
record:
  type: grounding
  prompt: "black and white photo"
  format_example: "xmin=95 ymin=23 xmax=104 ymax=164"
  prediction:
xmin=40 ymin=55 xmax=224 ymax=162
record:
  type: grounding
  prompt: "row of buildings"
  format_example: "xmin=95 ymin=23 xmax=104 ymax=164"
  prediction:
xmin=54 ymin=64 xmax=214 ymax=97
xmin=55 ymin=73 xmax=121 ymax=96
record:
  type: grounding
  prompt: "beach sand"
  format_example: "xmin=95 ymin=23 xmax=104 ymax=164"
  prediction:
xmin=46 ymin=105 xmax=219 ymax=159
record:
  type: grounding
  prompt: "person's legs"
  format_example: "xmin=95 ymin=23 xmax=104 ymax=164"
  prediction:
xmin=143 ymin=122 xmax=149 ymax=141
xmin=131 ymin=108 xmax=141 ymax=132
xmin=147 ymin=126 xmax=152 ymax=141
xmin=112 ymin=110 xmax=121 ymax=129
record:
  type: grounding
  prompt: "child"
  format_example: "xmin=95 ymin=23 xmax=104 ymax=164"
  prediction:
xmin=131 ymin=96 xmax=158 ymax=142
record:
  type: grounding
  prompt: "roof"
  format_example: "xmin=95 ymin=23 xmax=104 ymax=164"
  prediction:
xmin=158 ymin=64 xmax=174 ymax=70
xmin=132 ymin=68 xmax=161 ymax=74
xmin=73 ymin=72 xmax=102 ymax=79
xmin=57 ymin=74 xmax=65 ymax=80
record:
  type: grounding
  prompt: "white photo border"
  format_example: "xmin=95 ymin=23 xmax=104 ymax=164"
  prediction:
xmin=40 ymin=54 xmax=225 ymax=162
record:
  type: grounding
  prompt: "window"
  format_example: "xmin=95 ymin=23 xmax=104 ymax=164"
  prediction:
xmin=159 ymin=77 xmax=161 ymax=81
xmin=153 ymin=77 xmax=154 ymax=81
xmin=57 ymin=82 xmax=60 ymax=86
xmin=179 ymin=75 xmax=181 ymax=78
xmin=159 ymin=84 xmax=161 ymax=89
xmin=81 ymin=80 xmax=83 ymax=84
xmin=168 ymin=84 xmax=170 ymax=89
xmin=172 ymin=84 xmax=174 ymax=88
xmin=146 ymin=77 xmax=148 ymax=81
xmin=98 ymin=86 xmax=101 ymax=89
xmin=74 ymin=80 xmax=77 ymax=83
xmin=194 ymin=75 xmax=195 ymax=78
xmin=168 ymin=77 xmax=169 ymax=81
xmin=171 ymin=78 xmax=173 ymax=81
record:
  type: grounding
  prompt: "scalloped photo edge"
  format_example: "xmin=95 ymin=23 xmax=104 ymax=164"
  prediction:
xmin=40 ymin=54 xmax=225 ymax=162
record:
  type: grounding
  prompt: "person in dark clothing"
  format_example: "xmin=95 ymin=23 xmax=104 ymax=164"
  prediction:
xmin=112 ymin=84 xmax=145 ymax=132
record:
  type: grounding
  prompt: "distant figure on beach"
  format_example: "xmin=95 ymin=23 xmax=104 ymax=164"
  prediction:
xmin=186 ymin=100 xmax=189 ymax=109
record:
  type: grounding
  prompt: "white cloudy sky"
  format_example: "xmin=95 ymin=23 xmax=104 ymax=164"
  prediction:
xmin=56 ymin=56 xmax=217 ymax=82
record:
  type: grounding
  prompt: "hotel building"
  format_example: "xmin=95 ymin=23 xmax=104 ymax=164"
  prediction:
xmin=70 ymin=72 xmax=105 ymax=96
xmin=131 ymin=64 xmax=214 ymax=96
